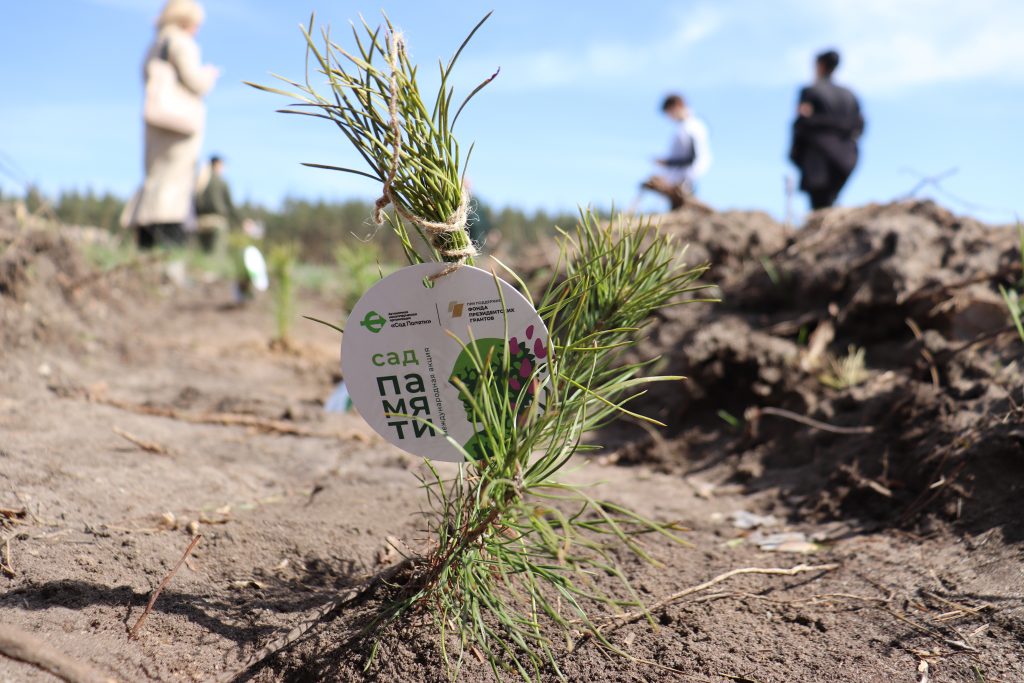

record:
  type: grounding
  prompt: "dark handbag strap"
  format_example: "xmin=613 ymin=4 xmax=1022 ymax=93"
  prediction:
xmin=155 ymin=37 xmax=182 ymax=83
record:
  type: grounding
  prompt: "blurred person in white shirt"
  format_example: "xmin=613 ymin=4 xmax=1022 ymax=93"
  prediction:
xmin=642 ymin=93 xmax=712 ymax=210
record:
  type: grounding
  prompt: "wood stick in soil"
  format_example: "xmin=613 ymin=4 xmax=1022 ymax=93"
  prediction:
xmin=592 ymin=562 xmax=840 ymax=630
xmin=1 ymin=537 xmax=14 ymax=577
xmin=88 ymin=393 xmax=370 ymax=443
xmin=753 ymin=406 xmax=874 ymax=435
xmin=0 ymin=624 xmax=118 ymax=683
xmin=128 ymin=534 xmax=201 ymax=640
xmin=112 ymin=426 xmax=169 ymax=455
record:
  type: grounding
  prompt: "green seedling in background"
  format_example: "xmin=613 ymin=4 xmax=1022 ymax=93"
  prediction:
xmin=335 ymin=241 xmax=395 ymax=315
xmin=999 ymin=223 xmax=1024 ymax=342
xmin=268 ymin=243 xmax=299 ymax=343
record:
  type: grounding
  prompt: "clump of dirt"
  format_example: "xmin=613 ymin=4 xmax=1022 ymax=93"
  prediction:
xmin=617 ymin=200 xmax=1024 ymax=537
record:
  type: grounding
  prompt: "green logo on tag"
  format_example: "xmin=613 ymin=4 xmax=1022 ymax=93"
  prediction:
xmin=360 ymin=310 xmax=386 ymax=333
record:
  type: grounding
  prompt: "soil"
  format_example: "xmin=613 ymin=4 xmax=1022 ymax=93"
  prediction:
xmin=1 ymin=202 xmax=1022 ymax=683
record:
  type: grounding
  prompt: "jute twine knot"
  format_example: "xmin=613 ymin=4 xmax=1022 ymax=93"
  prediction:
xmin=373 ymin=30 xmax=476 ymax=278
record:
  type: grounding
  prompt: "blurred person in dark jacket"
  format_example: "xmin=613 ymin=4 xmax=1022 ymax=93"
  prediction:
xmin=789 ymin=50 xmax=864 ymax=210
xmin=194 ymin=154 xmax=239 ymax=253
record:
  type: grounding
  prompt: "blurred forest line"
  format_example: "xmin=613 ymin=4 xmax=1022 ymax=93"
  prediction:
xmin=2 ymin=185 xmax=579 ymax=262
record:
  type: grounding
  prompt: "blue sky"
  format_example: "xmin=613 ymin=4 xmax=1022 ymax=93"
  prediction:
xmin=1 ymin=0 xmax=1021 ymax=223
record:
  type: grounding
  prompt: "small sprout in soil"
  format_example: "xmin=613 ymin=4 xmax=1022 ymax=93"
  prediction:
xmin=999 ymin=222 xmax=1024 ymax=342
xmin=1001 ymin=286 xmax=1024 ymax=342
xmin=759 ymin=255 xmax=782 ymax=286
xmin=717 ymin=409 xmax=742 ymax=429
xmin=797 ymin=324 xmax=810 ymax=347
xmin=818 ymin=344 xmax=870 ymax=389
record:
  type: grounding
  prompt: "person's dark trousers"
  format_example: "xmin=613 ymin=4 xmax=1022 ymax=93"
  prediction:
xmin=809 ymin=186 xmax=839 ymax=209
xmin=806 ymin=167 xmax=850 ymax=210
xmin=136 ymin=225 xmax=156 ymax=250
xmin=197 ymin=230 xmax=217 ymax=253
xmin=137 ymin=223 xmax=185 ymax=249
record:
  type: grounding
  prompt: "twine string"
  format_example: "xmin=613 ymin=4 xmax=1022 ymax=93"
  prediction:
xmin=373 ymin=30 xmax=476 ymax=277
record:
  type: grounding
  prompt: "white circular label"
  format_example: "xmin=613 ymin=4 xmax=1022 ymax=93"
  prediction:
xmin=341 ymin=263 xmax=549 ymax=462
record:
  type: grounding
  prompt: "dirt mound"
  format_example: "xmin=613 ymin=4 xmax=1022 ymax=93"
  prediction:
xmin=3 ymin=204 xmax=1024 ymax=682
xmin=0 ymin=208 xmax=155 ymax=358
xmin=1 ymin=212 xmax=89 ymax=368
xmin=0 ymin=210 xmax=85 ymax=301
xmin=619 ymin=200 xmax=1024 ymax=538
xmin=656 ymin=206 xmax=791 ymax=278
xmin=729 ymin=201 xmax=1019 ymax=341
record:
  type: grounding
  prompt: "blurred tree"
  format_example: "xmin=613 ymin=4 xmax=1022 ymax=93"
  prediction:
xmin=22 ymin=188 xmax=584 ymax=260
xmin=25 ymin=185 xmax=45 ymax=214
xmin=56 ymin=189 xmax=124 ymax=230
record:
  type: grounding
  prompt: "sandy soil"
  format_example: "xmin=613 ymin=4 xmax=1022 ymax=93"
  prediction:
xmin=1 ymin=213 xmax=1022 ymax=683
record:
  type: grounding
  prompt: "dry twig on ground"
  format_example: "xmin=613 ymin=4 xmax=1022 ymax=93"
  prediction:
xmin=590 ymin=562 xmax=839 ymax=631
xmin=0 ymin=624 xmax=117 ymax=683
xmin=128 ymin=535 xmax=202 ymax=640
xmin=749 ymin=406 xmax=874 ymax=435
xmin=112 ymin=426 xmax=169 ymax=455
xmin=0 ymin=506 xmax=28 ymax=523
xmin=0 ymin=536 xmax=15 ymax=577
xmin=906 ymin=318 xmax=941 ymax=389
xmin=80 ymin=390 xmax=370 ymax=443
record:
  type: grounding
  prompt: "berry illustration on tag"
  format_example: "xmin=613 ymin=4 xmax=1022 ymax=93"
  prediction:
xmin=341 ymin=263 xmax=549 ymax=462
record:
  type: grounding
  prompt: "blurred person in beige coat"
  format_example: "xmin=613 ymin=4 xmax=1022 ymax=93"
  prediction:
xmin=129 ymin=0 xmax=219 ymax=249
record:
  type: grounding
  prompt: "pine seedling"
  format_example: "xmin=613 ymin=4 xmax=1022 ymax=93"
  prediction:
xmin=253 ymin=13 xmax=712 ymax=680
xmin=248 ymin=11 xmax=493 ymax=268
xmin=394 ymin=211 xmax=710 ymax=679
xmin=268 ymin=243 xmax=299 ymax=343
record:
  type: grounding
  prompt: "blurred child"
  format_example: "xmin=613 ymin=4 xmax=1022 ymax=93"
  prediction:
xmin=642 ymin=94 xmax=712 ymax=210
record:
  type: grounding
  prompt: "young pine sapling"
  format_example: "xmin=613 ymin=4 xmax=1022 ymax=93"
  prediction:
xmin=251 ymin=13 xmax=712 ymax=680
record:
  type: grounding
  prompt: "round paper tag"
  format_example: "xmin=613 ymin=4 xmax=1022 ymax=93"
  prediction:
xmin=341 ymin=263 xmax=549 ymax=462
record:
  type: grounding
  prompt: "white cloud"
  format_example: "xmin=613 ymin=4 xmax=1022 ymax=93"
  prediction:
xmin=794 ymin=0 xmax=1024 ymax=91
xmin=468 ymin=5 xmax=726 ymax=91
xmin=469 ymin=0 xmax=1024 ymax=94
